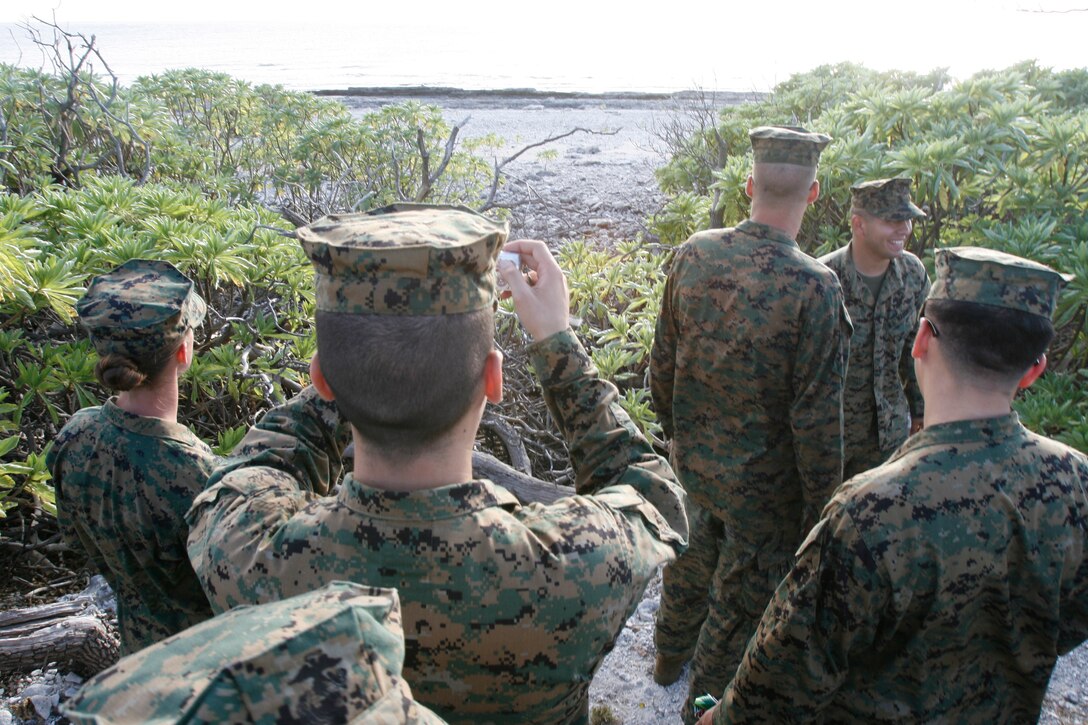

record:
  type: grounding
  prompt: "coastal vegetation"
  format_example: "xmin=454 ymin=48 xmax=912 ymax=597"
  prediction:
xmin=1 ymin=22 xmax=1086 ymax=569
xmin=0 ymin=23 xmax=511 ymax=546
xmin=652 ymin=61 xmax=1088 ymax=449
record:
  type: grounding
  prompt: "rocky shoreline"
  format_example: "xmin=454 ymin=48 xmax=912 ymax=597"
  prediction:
xmin=339 ymin=92 xmax=679 ymax=246
xmin=321 ymin=86 xmax=765 ymax=111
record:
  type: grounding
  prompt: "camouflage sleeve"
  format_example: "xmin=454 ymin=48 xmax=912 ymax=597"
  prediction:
xmin=716 ymin=505 xmax=888 ymax=723
xmin=203 ymin=385 xmax=349 ymax=497
xmin=791 ymin=282 xmax=849 ymax=532
xmin=46 ymin=427 xmax=110 ymax=574
xmin=57 ymin=501 xmax=105 ymax=572
xmin=901 ymin=268 xmax=930 ymax=420
xmin=1059 ymin=474 xmax=1088 ymax=654
xmin=186 ymin=463 xmax=324 ymax=613
xmin=649 ymin=251 xmax=683 ymax=440
xmin=1062 ymin=555 xmax=1088 ymax=655
xmin=153 ymin=443 xmax=219 ymax=563
xmin=185 ymin=387 xmax=348 ymax=612
xmin=529 ymin=328 xmax=689 ymax=546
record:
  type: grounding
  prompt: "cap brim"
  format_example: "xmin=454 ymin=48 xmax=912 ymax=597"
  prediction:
xmin=883 ymin=203 xmax=927 ymax=222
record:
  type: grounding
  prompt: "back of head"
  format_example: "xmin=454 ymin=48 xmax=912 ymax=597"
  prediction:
xmin=76 ymin=259 xmax=206 ymax=391
xmin=924 ymin=300 xmax=1054 ymax=387
xmin=749 ymin=125 xmax=830 ymax=205
xmin=61 ymin=582 xmax=444 ymax=724
xmin=751 ymin=163 xmax=818 ymax=205
xmin=298 ymin=204 xmax=509 ymax=459
xmin=316 ymin=310 xmax=495 ymax=457
xmin=925 ymin=247 xmax=1071 ymax=386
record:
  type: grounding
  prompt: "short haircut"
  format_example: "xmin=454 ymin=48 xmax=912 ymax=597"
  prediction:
xmin=925 ymin=299 xmax=1054 ymax=384
xmin=316 ymin=308 xmax=494 ymax=459
xmin=94 ymin=347 xmax=175 ymax=392
xmin=751 ymin=162 xmax=817 ymax=205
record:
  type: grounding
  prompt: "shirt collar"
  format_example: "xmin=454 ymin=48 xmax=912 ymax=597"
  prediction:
xmin=338 ymin=476 xmax=521 ymax=519
xmin=888 ymin=413 xmax=1023 ymax=463
xmin=736 ymin=219 xmax=798 ymax=248
xmin=103 ymin=398 xmax=204 ymax=445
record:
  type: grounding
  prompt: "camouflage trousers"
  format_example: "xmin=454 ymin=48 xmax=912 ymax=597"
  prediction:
xmin=844 ymin=411 xmax=904 ymax=481
xmin=654 ymin=501 xmax=793 ymax=724
xmin=844 ymin=432 xmax=897 ymax=481
xmin=654 ymin=502 xmax=717 ymax=660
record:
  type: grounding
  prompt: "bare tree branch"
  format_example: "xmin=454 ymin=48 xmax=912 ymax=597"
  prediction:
xmin=13 ymin=18 xmax=151 ymax=186
xmin=415 ymin=127 xmax=431 ymax=197
xmin=414 ymin=116 xmax=468 ymax=202
xmin=501 ymin=127 xmax=617 ymax=168
xmin=477 ymin=127 xmax=618 ymax=211
xmin=647 ymin=87 xmax=737 ymax=228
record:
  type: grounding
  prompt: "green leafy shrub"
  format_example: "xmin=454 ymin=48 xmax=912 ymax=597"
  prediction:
xmin=3 ymin=56 xmax=500 ymax=220
xmin=561 ymin=239 xmax=667 ymax=438
xmin=0 ymin=178 xmax=305 ymax=517
xmin=653 ymin=61 xmax=1088 ymax=451
xmin=0 ymin=63 xmax=152 ymax=193
xmin=0 ymin=26 xmax=509 ymax=538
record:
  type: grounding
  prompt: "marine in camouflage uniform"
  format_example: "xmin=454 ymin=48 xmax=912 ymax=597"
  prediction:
xmin=47 ymin=260 xmax=215 ymax=654
xmin=62 ymin=582 xmax=444 ymax=724
xmin=819 ymin=178 xmax=930 ymax=479
xmin=706 ymin=248 xmax=1088 ymax=723
xmin=650 ymin=126 xmax=850 ymax=722
xmin=186 ymin=205 xmax=689 ymax=725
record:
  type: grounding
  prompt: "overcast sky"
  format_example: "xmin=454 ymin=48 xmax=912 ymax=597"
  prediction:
xmin=3 ymin=0 xmax=1086 ymax=91
xmin=6 ymin=0 xmax=1085 ymax=27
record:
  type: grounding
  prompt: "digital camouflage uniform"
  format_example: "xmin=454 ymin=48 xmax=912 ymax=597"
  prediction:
xmin=716 ymin=248 xmax=1088 ymax=723
xmin=62 ymin=582 xmax=444 ymax=724
xmin=186 ymin=204 xmax=689 ymax=725
xmin=819 ymin=178 xmax=930 ymax=479
xmin=651 ymin=127 xmax=850 ymax=721
xmin=48 ymin=259 xmax=214 ymax=654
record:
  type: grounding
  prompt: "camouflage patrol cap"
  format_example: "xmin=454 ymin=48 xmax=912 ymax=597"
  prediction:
xmin=61 ymin=582 xmax=444 ymax=724
xmin=749 ymin=125 xmax=832 ymax=167
xmin=76 ymin=259 xmax=206 ymax=361
xmin=851 ymin=177 xmax=926 ymax=221
xmin=929 ymin=247 xmax=1073 ymax=319
xmin=297 ymin=203 xmax=509 ymax=316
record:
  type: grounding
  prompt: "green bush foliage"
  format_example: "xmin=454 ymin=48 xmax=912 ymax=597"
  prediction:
xmin=0 ymin=175 xmax=308 ymax=516
xmin=653 ymin=61 xmax=1088 ymax=451
xmin=132 ymin=71 xmax=496 ymax=214
xmin=0 ymin=23 xmax=507 ymax=530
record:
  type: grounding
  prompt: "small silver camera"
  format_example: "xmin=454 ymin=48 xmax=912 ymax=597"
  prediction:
xmin=497 ymin=251 xmax=520 ymax=288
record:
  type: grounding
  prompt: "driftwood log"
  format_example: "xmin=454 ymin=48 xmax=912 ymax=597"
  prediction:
xmin=471 ymin=450 xmax=574 ymax=505
xmin=0 ymin=595 xmax=119 ymax=678
xmin=479 ymin=414 xmax=533 ymax=475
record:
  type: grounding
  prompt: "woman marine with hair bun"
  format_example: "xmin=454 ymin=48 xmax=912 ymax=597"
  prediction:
xmin=47 ymin=259 xmax=215 ymax=654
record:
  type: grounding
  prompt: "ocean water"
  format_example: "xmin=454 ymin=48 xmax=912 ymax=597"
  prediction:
xmin=0 ymin=20 xmax=756 ymax=94
xmin=1 ymin=9 xmax=1085 ymax=96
